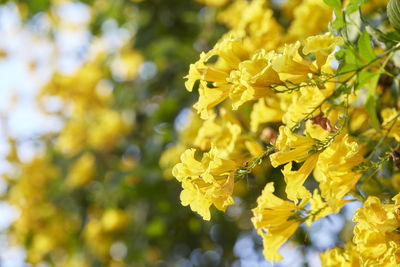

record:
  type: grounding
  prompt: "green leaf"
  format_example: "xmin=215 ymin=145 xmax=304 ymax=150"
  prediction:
xmin=386 ymin=31 xmax=400 ymax=42
xmin=346 ymin=0 xmax=360 ymax=13
xmin=332 ymin=9 xmax=345 ymax=30
xmin=365 ymin=73 xmax=381 ymax=130
xmin=358 ymin=31 xmax=376 ymax=62
xmin=354 ymin=72 xmax=375 ymax=91
xmin=323 ymin=0 xmax=342 ymax=9
xmin=336 ymin=48 xmax=362 ymax=74
xmin=366 ymin=26 xmax=397 ymax=47
xmin=388 ymin=0 xmax=400 ymax=32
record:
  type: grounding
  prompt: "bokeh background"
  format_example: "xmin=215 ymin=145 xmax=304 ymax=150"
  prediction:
xmin=0 ymin=1 xmax=363 ymax=266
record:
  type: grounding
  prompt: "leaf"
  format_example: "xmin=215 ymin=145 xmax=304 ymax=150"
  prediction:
xmin=386 ymin=31 xmax=400 ymax=42
xmin=358 ymin=31 xmax=376 ymax=62
xmin=346 ymin=0 xmax=360 ymax=13
xmin=336 ymin=48 xmax=362 ymax=74
xmin=323 ymin=0 xmax=342 ymax=9
xmin=366 ymin=26 xmax=397 ymax=47
xmin=388 ymin=0 xmax=400 ymax=32
xmin=354 ymin=72 xmax=375 ymax=91
xmin=332 ymin=9 xmax=345 ymax=30
xmin=359 ymin=6 xmax=399 ymax=46
xmin=365 ymin=73 xmax=381 ymax=130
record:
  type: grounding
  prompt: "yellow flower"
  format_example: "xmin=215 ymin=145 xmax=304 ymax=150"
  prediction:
xmin=271 ymin=41 xmax=317 ymax=84
xmin=159 ymin=144 xmax=186 ymax=179
xmin=306 ymin=189 xmax=336 ymax=226
xmin=269 ymin=125 xmax=317 ymax=167
xmin=314 ymin=134 xmax=364 ymax=211
xmin=217 ymin=0 xmax=249 ymax=29
xmin=381 ymin=108 xmax=400 ymax=141
xmin=172 ymin=149 xmax=203 ymax=182
xmin=185 ymin=33 xmax=249 ymax=118
xmin=250 ymin=94 xmax=290 ymax=132
xmin=303 ymin=33 xmax=344 ymax=69
xmin=83 ymin=217 xmax=113 ymax=257
xmin=40 ymin=58 xmax=107 ymax=115
xmin=320 ymin=243 xmax=360 ymax=267
xmin=56 ymin=119 xmax=86 ymax=156
xmin=351 ymin=196 xmax=400 ymax=266
xmin=193 ymin=113 xmax=242 ymax=156
xmin=218 ymin=0 xmax=283 ymax=51
xmin=287 ymin=0 xmax=332 ymax=40
xmin=87 ymin=109 xmax=130 ymax=151
xmin=282 ymin=86 xmax=328 ymax=128
xmin=180 ymin=172 xmax=235 ymax=221
xmin=238 ymin=1 xmax=283 ymax=51
xmin=244 ymin=140 xmax=264 ymax=157
xmin=194 ymin=81 xmax=231 ymax=119
xmin=353 ymin=196 xmax=399 ymax=232
xmin=172 ymin=146 xmax=239 ymax=220
xmin=282 ymin=153 xmax=319 ymax=202
xmin=251 ymin=182 xmax=301 ymax=262
xmin=228 ymin=49 xmax=280 ymax=109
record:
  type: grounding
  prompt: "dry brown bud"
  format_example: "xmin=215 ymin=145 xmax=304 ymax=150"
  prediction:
xmin=310 ymin=113 xmax=334 ymax=132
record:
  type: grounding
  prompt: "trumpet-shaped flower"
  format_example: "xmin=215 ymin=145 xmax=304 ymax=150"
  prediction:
xmin=282 ymin=153 xmax=319 ymax=202
xmin=185 ymin=33 xmax=249 ymax=118
xmin=314 ymin=134 xmax=364 ymax=211
xmin=172 ymin=146 xmax=239 ymax=220
xmin=250 ymin=94 xmax=289 ymax=132
xmin=269 ymin=125 xmax=318 ymax=167
xmin=251 ymin=182 xmax=301 ymax=262
xmin=303 ymin=33 xmax=344 ymax=69
xmin=271 ymin=41 xmax=317 ymax=83
xmin=282 ymin=85 xmax=328 ymax=128
xmin=228 ymin=49 xmax=280 ymax=109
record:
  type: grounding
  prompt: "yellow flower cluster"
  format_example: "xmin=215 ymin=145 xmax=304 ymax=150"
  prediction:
xmin=162 ymin=0 xmax=400 ymax=263
xmin=321 ymin=195 xmax=400 ymax=266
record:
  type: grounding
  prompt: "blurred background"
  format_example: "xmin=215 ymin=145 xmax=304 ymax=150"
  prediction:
xmin=0 ymin=0 xmax=362 ymax=266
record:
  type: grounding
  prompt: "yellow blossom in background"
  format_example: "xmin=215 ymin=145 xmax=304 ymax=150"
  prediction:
xmin=87 ymin=109 xmax=131 ymax=151
xmin=196 ymin=0 xmax=230 ymax=6
xmin=101 ymin=209 xmax=131 ymax=232
xmin=66 ymin=152 xmax=96 ymax=188
xmin=111 ymin=49 xmax=143 ymax=81
xmin=381 ymin=107 xmax=400 ymax=141
xmin=287 ymin=0 xmax=332 ymax=41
